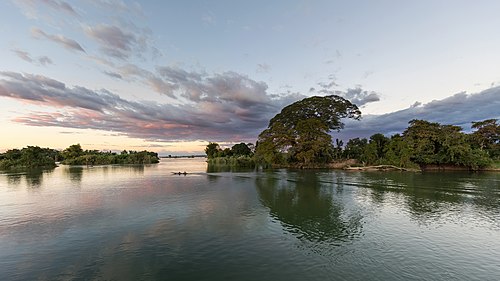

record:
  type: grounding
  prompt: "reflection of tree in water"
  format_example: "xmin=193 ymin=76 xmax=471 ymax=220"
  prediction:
xmin=206 ymin=174 xmax=220 ymax=183
xmin=206 ymin=164 xmax=254 ymax=173
xmin=207 ymin=164 xmax=231 ymax=173
xmin=4 ymin=169 xmax=51 ymax=188
xmin=66 ymin=167 xmax=84 ymax=183
xmin=7 ymin=174 xmax=22 ymax=186
xmin=357 ymin=171 xmax=500 ymax=224
xmin=108 ymin=165 xmax=145 ymax=175
xmin=129 ymin=165 xmax=145 ymax=174
xmin=471 ymin=173 xmax=500 ymax=214
xmin=24 ymin=168 xmax=54 ymax=188
xmin=256 ymin=171 xmax=363 ymax=243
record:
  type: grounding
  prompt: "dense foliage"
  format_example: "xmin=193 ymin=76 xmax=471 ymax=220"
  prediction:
xmin=0 ymin=144 xmax=159 ymax=170
xmin=470 ymin=119 xmax=500 ymax=159
xmin=205 ymin=142 xmax=255 ymax=167
xmin=401 ymin=120 xmax=491 ymax=169
xmin=205 ymin=142 xmax=254 ymax=159
xmin=60 ymin=144 xmax=159 ymax=165
xmin=205 ymin=91 xmax=498 ymax=171
xmin=254 ymin=95 xmax=361 ymax=166
xmin=338 ymin=119 xmax=497 ymax=170
xmin=206 ymin=118 xmax=499 ymax=171
xmin=0 ymin=146 xmax=59 ymax=170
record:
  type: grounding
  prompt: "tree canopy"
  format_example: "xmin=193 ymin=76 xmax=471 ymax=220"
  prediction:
xmin=205 ymin=142 xmax=254 ymax=159
xmin=0 ymin=146 xmax=58 ymax=170
xmin=205 ymin=142 xmax=221 ymax=159
xmin=60 ymin=145 xmax=159 ymax=165
xmin=470 ymin=119 xmax=500 ymax=158
xmin=268 ymin=95 xmax=361 ymax=131
xmin=255 ymin=95 xmax=361 ymax=165
xmin=231 ymin=143 xmax=253 ymax=156
xmin=401 ymin=119 xmax=491 ymax=169
xmin=0 ymin=144 xmax=160 ymax=170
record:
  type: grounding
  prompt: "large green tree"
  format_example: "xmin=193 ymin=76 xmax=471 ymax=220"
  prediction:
xmin=470 ymin=119 xmax=500 ymax=159
xmin=403 ymin=119 xmax=491 ymax=169
xmin=205 ymin=142 xmax=221 ymax=159
xmin=292 ymin=118 xmax=334 ymax=165
xmin=402 ymin=120 xmax=442 ymax=165
xmin=383 ymin=134 xmax=413 ymax=167
xmin=343 ymin=137 xmax=368 ymax=160
xmin=255 ymin=95 xmax=361 ymax=165
xmin=0 ymin=146 xmax=57 ymax=170
xmin=61 ymin=144 xmax=84 ymax=160
xmin=363 ymin=133 xmax=389 ymax=164
xmin=231 ymin=143 xmax=253 ymax=156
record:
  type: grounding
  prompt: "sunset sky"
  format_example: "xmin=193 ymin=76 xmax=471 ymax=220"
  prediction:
xmin=1 ymin=0 xmax=499 ymax=155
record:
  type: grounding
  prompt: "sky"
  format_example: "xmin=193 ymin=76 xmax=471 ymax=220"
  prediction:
xmin=0 ymin=0 xmax=499 ymax=155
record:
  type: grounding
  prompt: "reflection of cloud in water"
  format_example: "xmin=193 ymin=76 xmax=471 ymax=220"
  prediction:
xmin=57 ymin=176 xmax=268 ymax=280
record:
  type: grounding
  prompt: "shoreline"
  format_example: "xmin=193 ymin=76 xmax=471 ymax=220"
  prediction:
xmin=274 ymin=161 xmax=500 ymax=172
xmin=207 ymin=156 xmax=500 ymax=172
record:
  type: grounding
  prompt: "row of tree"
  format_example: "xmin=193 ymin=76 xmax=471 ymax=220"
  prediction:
xmin=205 ymin=142 xmax=255 ymax=167
xmin=205 ymin=142 xmax=254 ymax=158
xmin=0 ymin=146 xmax=59 ymax=170
xmin=205 ymin=95 xmax=499 ymax=170
xmin=0 ymin=144 xmax=160 ymax=170
xmin=341 ymin=119 xmax=498 ymax=169
xmin=59 ymin=144 xmax=160 ymax=165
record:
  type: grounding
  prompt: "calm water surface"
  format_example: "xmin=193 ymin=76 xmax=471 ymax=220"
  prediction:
xmin=1 ymin=158 xmax=499 ymax=280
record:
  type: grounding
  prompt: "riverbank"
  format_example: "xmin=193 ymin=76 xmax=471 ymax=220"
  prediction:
xmin=0 ymin=144 xmax=160 ymax=171
xmin=207 ymin=156 xmax=500 ymax=172
xmin=344 ymin=165 xmax=419 ymax=172
xmin=271 ymin=159 xmax=500 ymax=172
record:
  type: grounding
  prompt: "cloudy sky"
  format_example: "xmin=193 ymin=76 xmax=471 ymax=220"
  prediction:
xmin=1 ymin=0 xmax=499 ymax=155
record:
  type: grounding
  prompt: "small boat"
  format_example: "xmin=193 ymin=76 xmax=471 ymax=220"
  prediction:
xmin=172 ymin=171 xmax=188 ymax=175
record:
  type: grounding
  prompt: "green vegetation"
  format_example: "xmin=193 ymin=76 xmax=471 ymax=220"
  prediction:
xmin=0 ymin=144 xmax=159 ymax=170
xmin=0 ymin=146 xmax=59 ymax=170
xmin=470 ymin=119 xmax=500 ymax=159
xmin=254 ymin=95 xmax=360 ymax=166
xmin=402 ymin=120 xmax=492 ymax=170
xmin=337 ymin=119 xmax=495 ymax=170
xmin=60 ymin=144 xmax=159 ymax=165
xmin=205 ymin=142 xmax=255 ymax=167
xmin=206 ymin=94 xmax=499 ymax=171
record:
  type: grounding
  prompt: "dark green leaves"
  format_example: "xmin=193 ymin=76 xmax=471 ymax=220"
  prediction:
xmin=256 ymin=95 xmax=361 ymax=165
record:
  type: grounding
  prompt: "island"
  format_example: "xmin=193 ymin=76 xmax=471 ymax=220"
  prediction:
xmin=0 ymin=144 xmax=159 ymax=170
xmin=206 ymin=95 xmax=500 ymax=171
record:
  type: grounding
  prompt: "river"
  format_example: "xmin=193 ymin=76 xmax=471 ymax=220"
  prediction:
xmin=1 ymin=158 xmax=499 ymax=280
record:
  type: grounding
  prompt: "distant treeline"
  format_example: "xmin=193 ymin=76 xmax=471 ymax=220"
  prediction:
xmin=337 ymin=119 xmax=499 ymax=170
xmin=206 ymin=119 xmax=500 ymax=171
xmin=0 ymin=144 xmax=159 ymax=170
xmin=0 ymin=146 xmax=58 ymax=170
xmin=161 ymin=155 xmax=206 ymax=158
xmin=205 ymin=142 xmax=255 ymax=167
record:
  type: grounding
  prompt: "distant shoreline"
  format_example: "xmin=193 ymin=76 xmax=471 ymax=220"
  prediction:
xmin=160 ymin=155 xmax=206 ymax=159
